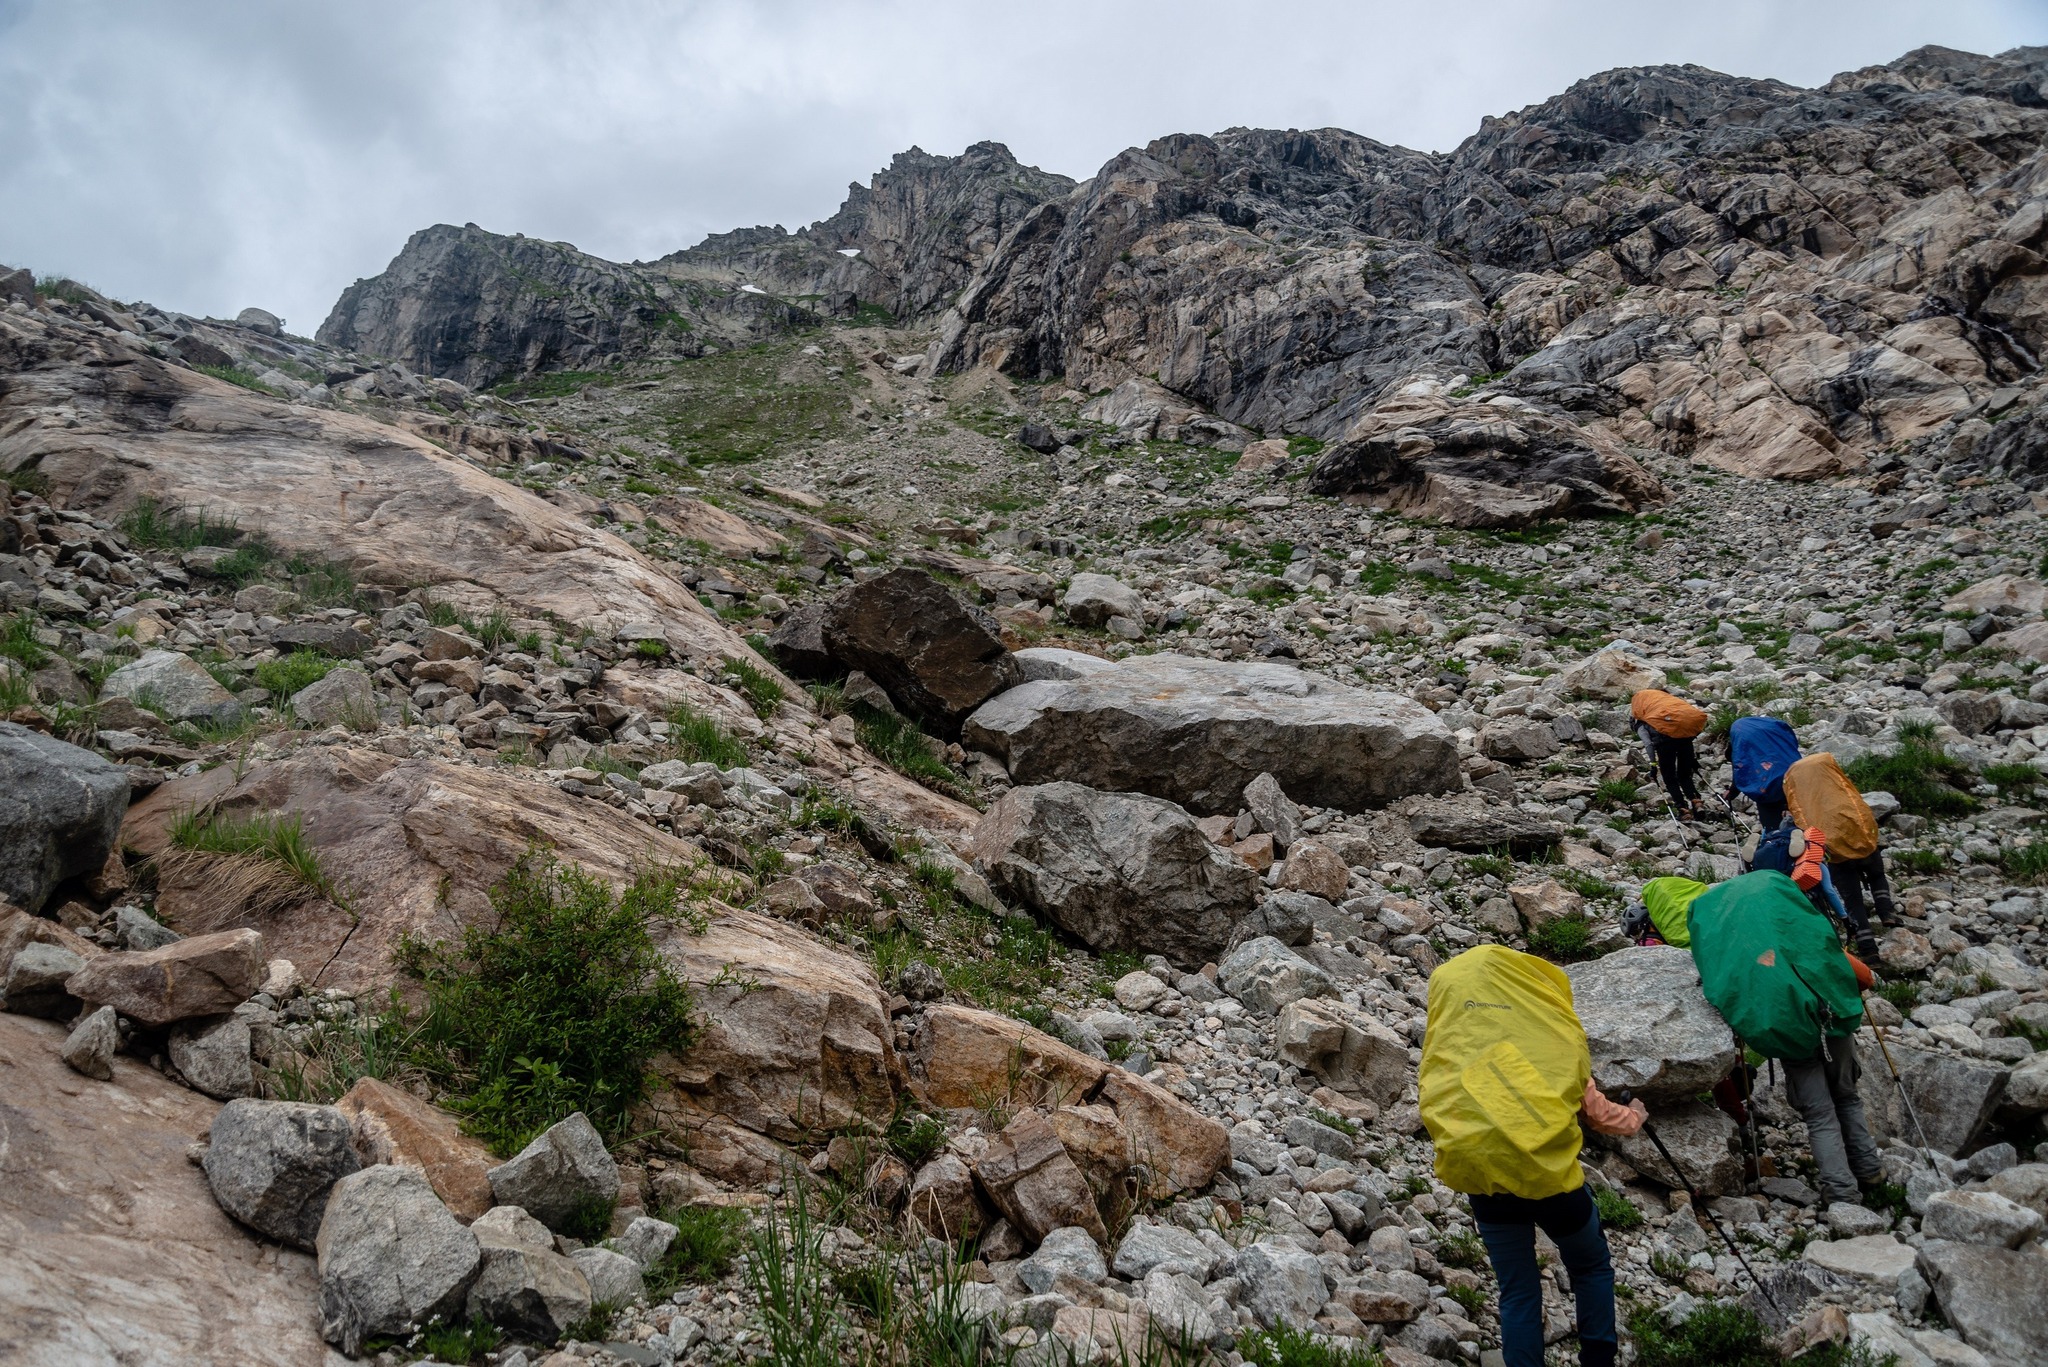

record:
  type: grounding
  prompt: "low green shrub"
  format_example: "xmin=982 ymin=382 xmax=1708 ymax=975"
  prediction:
xmin=1594 ymin=1186 xmax=1644 ymax=1230
xmin=723 ymin=656 xmax=785 ymax=719
xmin=397 ymin=850 xmax=703 ymax=1154
xmin=167 ymin=809 xmax=342 ymax=904
xmin=1527 ymin=911 xmax=1602 ymax=963
xmin=646 ymin=1205 xmax=748 ymax=1296
xmin=1846 ymin=723 xmax=1976 ymax=817
xmin=254 ymin=650 xmax=336 ymax=698
xmin=668 ymin=703 xmax=750 ymax=768
xmin=1239 ymin=1321 xmax=1387 ymax=1367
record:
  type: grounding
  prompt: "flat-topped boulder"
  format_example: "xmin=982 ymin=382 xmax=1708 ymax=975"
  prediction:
xmin=1565 ymin=945 xmax=1739 ymax=1100
xmin=964 ymin=653 xmax=1460 ymax=815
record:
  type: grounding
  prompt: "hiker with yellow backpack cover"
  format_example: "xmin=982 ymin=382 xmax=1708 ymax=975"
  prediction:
xmin=1421 ymin=945 xmax=1644 ymax=1367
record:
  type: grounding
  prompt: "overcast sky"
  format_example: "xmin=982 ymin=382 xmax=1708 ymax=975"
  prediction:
xmin=0 ymin=0 xmax=2040 ymax=331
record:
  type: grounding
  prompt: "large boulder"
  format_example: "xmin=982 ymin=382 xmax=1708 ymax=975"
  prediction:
xmin=1233 ymin=1240 xmax=1329 ymax=1329
xmin=1855 ymin=1042 xmax=2007 ymax=1155
xmin=1062 ymin=573 xmax=1144 ymax=629
xmin=820 ymin=568 xmax=1018 ymax=737
xmin=1274 ymin=997 xmax=1411 ymax=1106
xmin=336 ymin=1076 xmax=496 ymax=1222
xmin=1921 ymin=1189 xmax=2045 ymax=1248
xmin=965 ymin=653 xmax=1459 ymax=814
xmin=1551 ymin=650 xmax=1666 ymax=701
xmin=0 ymin=722 xmax=131 ymax=914
xmin=971 ymin=782 xmax=1261 ymax=966
xmin=99 ymin=649 xmax=243 ymax=725
xmin=316 ymin=1166 xmax=481 ymax=1354
xmin=0 ymin=1013 xmax=335 ymax=1363
xmin=1917 ymin=1242 xmax=2048 ymax=1366
xmin=65 ymin=927 xmax=267 ymax=1027
xmin=203 ymin=1098 xmax=362 ymax=1251
xmin=1564 ymin=946 xmax=1738 ymax=1099
xmin=465 ymin=1204 xmax=593 ymax=1340
xmin=485 ymin=1111 xmax=621 ymax=1233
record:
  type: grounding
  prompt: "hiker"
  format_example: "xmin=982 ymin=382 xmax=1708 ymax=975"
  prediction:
xmin=1785 ymin=752 xmax=1892 ymax=956
xmin=1421 ymin=944 xmax=1644 ymax=1367
xmin=1688 ymin=871 xmax=1881 ymax=1211
xmin=1744 ymin=819 xmax=1873 ymax=958
xmin=1631 ymin=688 xmax=1710 ymax=819
xmin=1725 ymin=715 xmax=1801 ymax=830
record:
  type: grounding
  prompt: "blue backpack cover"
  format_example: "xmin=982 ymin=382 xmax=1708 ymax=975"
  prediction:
xmin=1730 ymin=716 xmax=1801 ymax=797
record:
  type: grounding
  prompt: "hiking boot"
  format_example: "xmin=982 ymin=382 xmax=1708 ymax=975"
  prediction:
xmin=1856 ymin=933 xmax=1880 ymax=961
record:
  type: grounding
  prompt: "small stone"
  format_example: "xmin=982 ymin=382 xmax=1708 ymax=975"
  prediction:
xmin=59 ymin=1004 xmax=119 ymax=1079
xmin=204 ymin=1098 xmax=362 ymax=1250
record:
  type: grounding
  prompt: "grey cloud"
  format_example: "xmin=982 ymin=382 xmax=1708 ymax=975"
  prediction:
xmin=0 ymin=0 xmax=2038 ymax=328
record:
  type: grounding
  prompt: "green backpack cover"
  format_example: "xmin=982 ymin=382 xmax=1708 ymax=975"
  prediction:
xmin=1642 ymin=877 xmax=1709 ymax=948
xmin=1687 ymin=870 xmax=1863 ymax=1060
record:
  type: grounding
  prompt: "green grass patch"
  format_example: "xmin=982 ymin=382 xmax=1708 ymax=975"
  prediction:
xmin=852 ymin=704 xmax=969 ymax=801
xmin=1593 ymin=778 xmax=1641 ymax=810
xmin=723 ymin=656 xmax=785 ymax=719
xmin=253 ymin=650 xmax=336 ymax=698
xmin=1894 ymin=848 xmax=1946 ymax=875
xmin=659 ymin=343 xmax=853 ymax=465
xmin=667 ymin=703 xmax=750 ymax=768
xmin=1845 ymin=721 xmax=1977 ymax=817
xmin=167 ymin=809 xmax=344 ymax=904
xmin=1627 ymin=1300 xmax=1893 ymax=1367
xmin=396 ymin=850 xmax=704 ymax=1155
xmin=2004 ymin=840 xmax=2048 ymax=885
xmin=1984 ymin=762 xmax=2040 ymax=797
xmin=412 ymin=1316 xmax=501 ymax=1364
xmin=195 ymin=363 xmax=283 ymax=395
xmin=1876 ymin=979 xmax=1921 ymax=1012
xmin=1436 ymin=1227 xmax=1486 ymax=1270
xmin=1463 ymin=849 xmax=1515 ymax=880
xmin=0 ymin=610 xmax=51 ymax=670
xmin=645 ymin=1205 xmax=747 ymax=1296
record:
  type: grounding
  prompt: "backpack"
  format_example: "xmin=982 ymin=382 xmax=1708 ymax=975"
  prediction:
xmin=1687 ymin=871 xmax=1864 ymax=1061
xmin=1729 ymin=716 xmax=1801 ymax=797
xmin=1642 ymin=876 xmax=1709 ymax=948
xmin=1783 ymin=753 xmax=1881 ymax=862
xmin=1420 ymin=944 xmax=1590 ymax=1200
xmin=1631 ymin=689 xmax=1709 ymax=740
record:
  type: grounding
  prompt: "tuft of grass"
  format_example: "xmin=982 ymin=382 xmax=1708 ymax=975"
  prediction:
xmin=254 ymin=650 xmax=336 ymax=699
xmin=396 ymin=849 xmax=703 ymax=1155
xmin=1876 ymin=979 xmax=1921 ymax=1012
xmin=118 ymin=496 xmax=242 ymax=551
xmin=1894 ymin=848 xmax=1946 ymax=875
xmin=1627 ymin=1300 xmax=1895 ymax=1367
xmin=1463 ymin=850 xmax=1515 ymax=880
xmin=1847 ymin=724 xmax=1976 ymax=817
xmin=667 ymin=703 xmax=750 ymax=768
xmin=1309 ymin=1108 xmax=1359 ymax=1138
xmin=264 ymin=995 xmax=420 ymax=1104
xmin=1593 ymin=778 xmax=1641 ymax=810
xmin=0 ymin=610 xmax=51 ymax=671
xmin=724 ymin=656 xmax=786 ymax=719
xmin=646 ymin=1205 xmax=748 ymax=1296
xmin=1527 ymin=912 xmax=1602 ymax=963
xmin=412 ymin=1316 xmax=501 ymax=1365
xmin=1863 ymin=1180 xmax=1910 ymax=1225
xmin=2004 ymin=840 xmax=2048 ymax=885
xmin=1239 ymin=1321 xmax=1387 ymax=1367
xmin=1445 ymin=1282 xmax=1488 ymax=1318
xmin=744 ymin=1191 xmax=851 ymax=1367
xmin=1984 ymin=762 xmax=2040 ymax=796
xmin=885 ymin=1109 xmax=948 ymax=1167
xmin=635 ymin=638 xmax=668 ymax=659
xmin=1593 ymin=1186 xmax=1644 ymax=1230
xmin=167 ymin=809 xmax=343 ymax=904
xmin=852 ymin=704 xmax=968 ymax=801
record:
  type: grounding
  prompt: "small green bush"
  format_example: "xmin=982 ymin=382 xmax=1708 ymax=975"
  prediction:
xmin=646 ymin=1205 xmax=748 ymax=1295
xmin=1436 ymin=1227 xmax=1486 ymax=1270
xmin=119 ymin=496 xmax=242 ymax=551
xmin=886 ymin=1109 xmax=948 ymax=1167
xmin=398 ymin=850 xmax=703 ymax=1154
xmin=1527 ymin=911 xmax=1602 ymax=963
xmin=1594 ymin=1186 xmax=1644 ymax=1230
xmin=1 ymin=610 xmax=51 ymax=670
xmin=2005 ymin=840 xmax=2048 ymax=885
xmin=1847 ymin=725 xmax=1976 ymax=817
xmin=254 ymin=650 xmax=336 ymax=698
xmin=1894 ymin=848 xmax=1946 ymax=875
xmin=413 ymin=1316 xmax=501 ymax=1364
xmin=1239 ymin=1321 xmax=1387 ymax=1367
xmin=1593 ymin=778 xmax=1641 ymax=810
xmin=1876 ymin=979 xmax=1922 ymax=1012
xmin=1984 ymin=762 xmax=2040 ymax=796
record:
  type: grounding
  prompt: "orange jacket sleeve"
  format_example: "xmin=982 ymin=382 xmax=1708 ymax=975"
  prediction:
xmin=1791 ymin=828 xmax=1828 ymax=891
xmin=1581 ymin=1079 xmax=1646 ymax=1136
xmin=1845 ymin=951 xmax=1874 ymax=991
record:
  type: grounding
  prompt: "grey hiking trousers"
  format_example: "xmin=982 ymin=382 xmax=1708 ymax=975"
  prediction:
xmin=1782 ymin=1036 xmax=1881 ymax=1203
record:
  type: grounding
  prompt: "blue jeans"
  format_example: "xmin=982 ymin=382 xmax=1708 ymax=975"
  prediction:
xmin=1470 ymin=1187 xmax=1617 ymax=1367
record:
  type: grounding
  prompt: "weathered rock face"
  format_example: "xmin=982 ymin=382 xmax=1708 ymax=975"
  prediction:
xmin=1564 ymin=945 xmax=1739 ymax=1099
xmin=965 ymin=653 xmax=1460 ymax=815
xmin=1855 ymin=1041 xmax=2007 ymax=1155
xmin=1405 ymin=797 xmax=1564 ymax=854
xmin=931 ymin=49 xmax=2048 ymax=493
xmin=1917 ymin=1241 xmax=2048 ymax=1366
xmin=972 ymin=1109 xmax=1106 ymax=1244
xmin=100 ymin=648 xmax=243 ymax=725
xmin=337 ymin=1077 xmax=496 ymax=1223
xmin=1612 ymin=1098 xmax=1744 ymax=1197
xmin=0 ymin=1013 xmax=337 ymax=1365
xmin=320 ymin=144 xmax=1072 ymax=386
xmin=465 ymin=1204 xmax=593 ymax=1340
xmin=0 ymin=722 xmax=132 ymax=914
xmin=821 ymin=568 xmax=1018 ymax=737
xmin=1273 ymin=997 xmax=1411 ymax=1106
xmin=971 ymin=782 xmax=1261 ymax=967
xmin=0 ymin=308 xmax=769 ymax=666
xmin=1307 ymin=392 xmax=1663 ymax=528
xmin=484 ymin=1113 xmax=620 ymax=1234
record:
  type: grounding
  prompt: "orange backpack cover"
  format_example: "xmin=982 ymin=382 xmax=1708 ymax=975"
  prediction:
xmin=1631 ymin=689 xmax=1708 ymax=740
xmin=1783 ymin=753 xmax=1880 ymax=862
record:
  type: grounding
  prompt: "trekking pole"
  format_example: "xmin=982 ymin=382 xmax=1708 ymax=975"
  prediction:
xmin=1613 ymin=1093 xmax=1783 ymax=1316
xmin=1867 ymin=1016 xmax=1942 ymax=1170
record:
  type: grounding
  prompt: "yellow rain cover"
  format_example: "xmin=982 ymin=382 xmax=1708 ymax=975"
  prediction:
xmin=1421 ymin=944 xmax=1591 ymax=1199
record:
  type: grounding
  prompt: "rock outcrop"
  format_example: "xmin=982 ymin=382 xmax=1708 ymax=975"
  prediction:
xmin=0 ymin=722 xmax=130 ymax=914
xmin=965 ymin=653 xmax=1460 ymax=814
xmin=1564 ymin=945 xmax=1739 ymax=1099
xmin=820 ymin=567 xmax=1018 ymax=737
